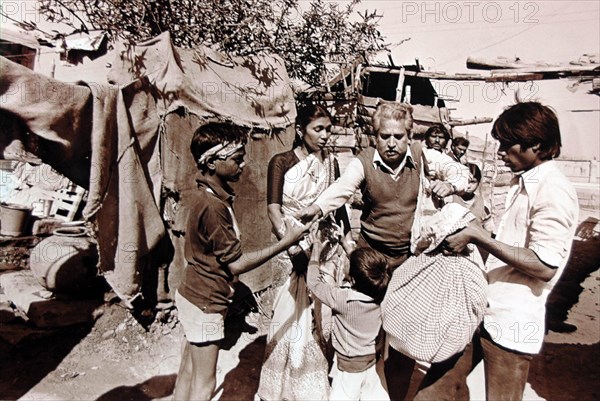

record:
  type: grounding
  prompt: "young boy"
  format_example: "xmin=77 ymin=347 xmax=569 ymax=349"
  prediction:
xmin=173 ymin=122 xmax=310 ymax=401
xmin=307 ymin=232 xmax=390 ymax=400
xmin=452 ymin=163 xmax=494 ymax=233
xmin=414 ymin=101 xmax=579 ymax=401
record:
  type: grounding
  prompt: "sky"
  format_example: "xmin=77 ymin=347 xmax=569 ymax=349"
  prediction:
xmin=338 ymin=0 xmax=600 ymax=160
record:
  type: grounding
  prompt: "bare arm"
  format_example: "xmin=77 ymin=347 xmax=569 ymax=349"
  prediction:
xmin=267 ymin=203 xmax=285 ymax=240
xmin=228 ymin=218 xmax=310 ymax=275
xmin=444 ymin=222 xmax=558 ymax=282
xmin=334 ymin=220 xmax=356 ymax=256
xmin=429 ymin=180 xmax=457 ymax=198
xmin=309 ymin=232 xmax=324 ymax=263
xmin=266 ymin=152 xmax=289 ymax=238
xmin=424 ymin=148 xmax=469 ymax=196
xmin=306 ymin=238 xmax=341 ymax=310
xmin=341 ymin=231 xmax=356 ymax=256
xmin=296 ymin=157 xmax=365 ymax=223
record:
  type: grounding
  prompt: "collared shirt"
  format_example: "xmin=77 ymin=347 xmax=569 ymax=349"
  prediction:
xmin=315 ymin=146 xmax=468 ymax=216
xmin=199 ymin=174 xmax=242 ymax=238
xmin=313 ymin=149 xmax=414 ymax=216
xmin=306 ymin=260 xmax=382 ymax=359
xmin=314 ymin=145 xmax=468 ymax=251
xmin=372 ymin=145 xmax=416 ymax=179
xmin=177 ymin=172 xmax=243 ymax=315
xmin=484 ymin=160 xmax=579 ymax=354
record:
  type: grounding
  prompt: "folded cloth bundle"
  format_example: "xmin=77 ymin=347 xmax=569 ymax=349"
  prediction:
xmin=382 ymin=203 xmax=488 ymax=363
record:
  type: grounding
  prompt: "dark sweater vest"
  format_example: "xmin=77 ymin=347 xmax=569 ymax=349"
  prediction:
xmin=357 ymin=144 xmax=422 ymax=254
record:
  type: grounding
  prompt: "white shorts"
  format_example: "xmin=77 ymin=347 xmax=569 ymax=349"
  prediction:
xmin=175 ymin=290 xmax=225 ymax=344
xmin=330 ymin=358 xmax=390 ymax=401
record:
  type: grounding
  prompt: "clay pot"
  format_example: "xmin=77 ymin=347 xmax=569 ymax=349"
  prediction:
xmin=30 ymin=231 xmax=99 ymax=293
xmin=0 ymin=203 xmax=32 ymax=237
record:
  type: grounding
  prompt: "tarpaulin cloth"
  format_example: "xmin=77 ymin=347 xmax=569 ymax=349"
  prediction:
xmin=0 ymin=31 xmax=297 ymax=303
xmin=0 ymin=57 xmax=165 ymax=302
xmin=107 ymin=31 xmax=296 ymax=130
xmin=0 ymin=26 xmax=40 ymax=50
xmin=63 ymin=32 xmax=106 ymax=52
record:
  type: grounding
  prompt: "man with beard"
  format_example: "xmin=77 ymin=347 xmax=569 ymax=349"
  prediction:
xmin=424 ymin=123 xmax=452 ymax=154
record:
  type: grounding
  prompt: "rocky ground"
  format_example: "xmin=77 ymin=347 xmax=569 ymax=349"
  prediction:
xmin=0 ymin=234 xmax=599 ymax=401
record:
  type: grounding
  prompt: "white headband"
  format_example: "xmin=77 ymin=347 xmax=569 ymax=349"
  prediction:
xmin=197 ymin=141 xmax=244 ymax=166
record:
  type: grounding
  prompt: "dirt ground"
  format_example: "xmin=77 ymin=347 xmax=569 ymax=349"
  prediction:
xmin=0 ymin=235 xmax=599 ymax=401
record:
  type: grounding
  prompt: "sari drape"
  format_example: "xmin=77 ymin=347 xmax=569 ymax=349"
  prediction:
xmin=257 ymin=150 xmax=338 ymax=400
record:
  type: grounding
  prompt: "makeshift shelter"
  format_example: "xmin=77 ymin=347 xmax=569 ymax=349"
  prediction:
xmin=0 ymin=26 xmax=39 ymax=70
xmin=300 ymin=60 xmax=499 ymax=237
xmin=0 ymin=31 xmax=296 ymax=306
xmin=356 ymin=64 xmax=451 ymax=137
xmin=59 ymin=31 xmax=108 ymax=65
xmin=303 ymin=61 xmax=495 ymax=153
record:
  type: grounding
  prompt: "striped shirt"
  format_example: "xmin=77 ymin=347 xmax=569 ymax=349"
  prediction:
xmin=306 ymin=261 xmax=382 ymax=360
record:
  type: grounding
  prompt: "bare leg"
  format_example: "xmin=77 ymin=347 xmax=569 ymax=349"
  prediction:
xmin=173 ymin=340 xmax=192 ymax=401
xmin=189 ymin=341 xmax=219 ymax=400
xmin=173 ymin=340 xmax=220 ymax=401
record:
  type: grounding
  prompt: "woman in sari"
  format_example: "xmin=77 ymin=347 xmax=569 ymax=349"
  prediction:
xmin=257 ymin=104 xmax=350 ymax=400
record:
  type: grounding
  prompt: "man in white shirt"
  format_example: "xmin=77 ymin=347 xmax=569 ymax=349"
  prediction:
xmin=414 ymin=101 xmax=579 ymax=401
xmin=423 ymin=123 xmax=467 ymax=182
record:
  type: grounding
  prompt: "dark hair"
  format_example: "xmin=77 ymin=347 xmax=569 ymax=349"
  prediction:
xmin=425 ymin=124 xmax=451 ymax=142
xmin=293 ymin=103 xmax=332 ymax=148
xmin=452 ymin=136 xmax=470 ymax=148
xmin=491 ymin=101 xmax=561 ymax=160
xmin=349 ymin=247 xmax=390 ymax=303
xmin=467 ymin=163 xmax=482 ymax=183
xmin=191 ymin=122 xmax=248 ymax=169
xmin=296 ymin=103 xmax=332 ymax=129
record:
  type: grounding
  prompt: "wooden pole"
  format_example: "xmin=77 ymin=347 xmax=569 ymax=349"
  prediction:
xmin=395 ymin=67 xmax=405 ymax=102
xmin=448 ymin=117 xmax=494 ymax=126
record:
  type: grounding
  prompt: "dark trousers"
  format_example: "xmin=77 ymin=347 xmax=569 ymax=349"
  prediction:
xmin=356 ymin=233 xmax=409 ymax=270
xmin=414 ymin=326 xmax=533 ymax=401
